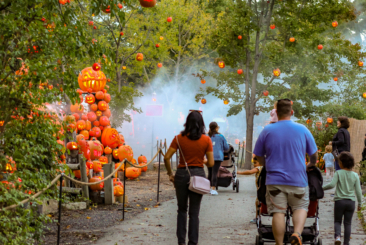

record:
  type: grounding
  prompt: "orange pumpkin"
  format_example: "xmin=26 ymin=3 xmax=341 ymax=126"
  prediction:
xmin=99 ymin=116 xmax=110 ymax=126
xmin=73 ymin=166 xmax=89 ymax=179
xmin=76 ymin=134 xmax=87 ymax=152
xmin=104 ymin=93 xmax=111 ymax=103
xmin=112 ymin=148 xmax=119 ymax=160
xmin=80 ymin=130 xmax=89 ymax=140
xmin=89 ymin=176 xmax=104 ymax=191
xmin=63 ymin=115 xmax=76 ymax=124
xmin=102 ymin=128 xmax=120 ymax=148
xmin=85 ymin=94 xmax=95 ymax=104
xmin=93 ymin=121 xmax=100 ymax=127
xmin=138 ymin=155 xmax=147 ymax=164
xmin=76 ymin=120 xmax=86 ymax=131
xmin=104 ymin=146 xmax=112 ymax=154
xmin=70 ymin=103 xmax=84 ymax=113
xmin=99 ymin=156 xmax=108 ymax=164
xmin=86 ymin=120 xmax=92 ymax=130
xmin=115 ymin=162 xmax=125 ymax=171
xmin=136 ymin=53 xmax=144 ymax=61
xmin=93 ymin=160 xmax=102 ymax=172
xmin=118 ymin=145 xmax=133 ymax=162
xmin=81 ymin=114 xmax=88 ymax=121
xmin=78 ymin=67 xmax=107 ymax=92
xmin=139 ymin=163 xmax=148 ymax=172
xmin=86 ymin=159 xmax=93 ymax=169
xmin=96 ymin=110 xmax=103 ymax=117
xmin=72 ymin=113 xmax=80 ymax=121
xmin=95 ymin=91 xmax=105 ymax=100
xmin=125 ymin=167 xmax=141 ymax=179
xmin=114 ymin=184 xmax=124 ymax=196
xmin=218 ymin=61 xmax=225 ymax=68
xmin=119 ymin=134 xmax=125 ymax=146
xmin=87 ymin=111 xmax=97 ymax=122
xmin=98 ymin=100 xmax=108 ymax=111
xmin=67 ymin=142 xmax=78 ymax=150
xmin=139 ymin=0 xmax=156 ymax=7
xmin=99 ymin=126 xmax=104 ymax=131
xmin=92 ymin=127 xmax=102 ymax=137
xmin=88 ymin=138 xmax=103 ymax=160
xmin=90 ymin=104 xmax=98 ymax=111
xmin=103 ymin=109 xmax=111 ymax=118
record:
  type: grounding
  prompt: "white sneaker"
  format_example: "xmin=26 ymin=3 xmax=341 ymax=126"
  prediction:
xmin=335 ymin=236 xmax=341 ymax=245
xmin=211 ymin=190 xmax=218 ymax=196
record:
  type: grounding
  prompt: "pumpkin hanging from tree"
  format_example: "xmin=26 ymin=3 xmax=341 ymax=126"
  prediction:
xmin=78 ymin=67 xmax=107 ymax=92
xmin=140 ymin=0 xmax=156 ymax=7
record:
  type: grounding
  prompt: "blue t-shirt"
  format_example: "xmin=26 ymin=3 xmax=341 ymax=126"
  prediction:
xmin=323 ymin=153 xmax=334 ymax=168
xmin=253 ymin=120 xmax=317 ymax=187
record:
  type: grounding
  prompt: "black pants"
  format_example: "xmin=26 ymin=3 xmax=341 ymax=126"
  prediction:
xmin=207 ymin=161 xmax=222 ymax=187
xmin=174 ymin=168 xmax=205 ymax=245
xmin=334 ymin=199 xmax=355 ymax=245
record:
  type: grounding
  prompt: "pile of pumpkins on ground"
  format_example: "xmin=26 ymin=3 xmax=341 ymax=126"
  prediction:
xmin=60 ymin=64 xmax=148 ymax=198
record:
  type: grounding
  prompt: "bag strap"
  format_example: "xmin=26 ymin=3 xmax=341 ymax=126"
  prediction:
xmin=176 ymin=136 xmax=191 ymax=177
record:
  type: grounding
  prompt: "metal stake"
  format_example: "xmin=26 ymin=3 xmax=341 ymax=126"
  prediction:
xmin=122 ymin=160 xmax=126 ymax=221
xmin=157 ymin=143 xmax=161 ymax=204
xmin=57 ymin=174 xmax=63 ymax=245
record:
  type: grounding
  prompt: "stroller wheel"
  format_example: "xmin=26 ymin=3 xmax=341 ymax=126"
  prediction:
xmin=232 ymin=182 xmax=236 ymax=190
xmin=236 ymin=179 xmax=239 ymax=193
xmin=255 ymin=235 xmax=263 ymax=245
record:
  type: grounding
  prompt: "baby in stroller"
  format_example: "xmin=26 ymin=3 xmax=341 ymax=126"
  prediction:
xmin=255 ymin=165 xmax=324 ymax=245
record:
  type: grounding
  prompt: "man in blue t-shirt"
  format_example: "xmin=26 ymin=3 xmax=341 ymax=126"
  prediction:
xmin=254 ymin=99 xmax=318 ymax=245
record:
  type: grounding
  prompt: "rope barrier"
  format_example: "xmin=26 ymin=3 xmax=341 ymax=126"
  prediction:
xmin=127 ymin=148 xmax=164 ymax=169
xmin=2 ymin=174 xmax=62 ymax=211
xmin=1 ymin=148 xmax=165 ymax=211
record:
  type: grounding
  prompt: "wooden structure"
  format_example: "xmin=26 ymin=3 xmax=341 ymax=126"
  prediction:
xmin=348 ymin=118 xmax=366 ymax=172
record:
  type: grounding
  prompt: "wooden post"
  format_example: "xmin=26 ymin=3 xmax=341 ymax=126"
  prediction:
xmin=241 ymin=144 xmax=245 ymax=168
xmin=107 ymin=154 xmax=112 ymax=164
xmin=103 ymin=163 xmax=114 ymax=204
xmin=79 ymin=154 xmax=89 ymax=200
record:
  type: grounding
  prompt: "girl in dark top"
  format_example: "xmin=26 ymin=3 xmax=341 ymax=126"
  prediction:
xmin=329 ymin=116 xmax=351 ymax=170
xmin=164 ymin=111 xmax=214 ymax=245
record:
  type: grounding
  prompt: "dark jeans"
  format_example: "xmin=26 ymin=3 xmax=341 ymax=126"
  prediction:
xmin=207 ymin=161 xmax=222 ymax=187
xmin=174 ymin=168 xmax=205 ymax=245
xmin=334 ymin=199 xmax=355 ymax=245
xmin=335 ymin=159 xmax=341 ymax=171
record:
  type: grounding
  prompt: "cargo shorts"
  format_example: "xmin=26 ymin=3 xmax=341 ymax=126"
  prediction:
xmin=266 ymin=185 xmax=309 ymax=215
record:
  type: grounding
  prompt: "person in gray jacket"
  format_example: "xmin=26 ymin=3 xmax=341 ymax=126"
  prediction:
xmin=208 ymin=122 xmax=229 ymax=196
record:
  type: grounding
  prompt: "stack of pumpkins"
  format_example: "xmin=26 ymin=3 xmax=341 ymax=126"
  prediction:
xmin=63 ymin=64 xmax=148 ymax=197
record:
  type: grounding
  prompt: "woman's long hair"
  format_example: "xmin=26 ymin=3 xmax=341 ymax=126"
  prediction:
xmin=181 ymin=111 xmax=206 ymax=140
xmin=208 ymin=121 xmax=220 ymax=137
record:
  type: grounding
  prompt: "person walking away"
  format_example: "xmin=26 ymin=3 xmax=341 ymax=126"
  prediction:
xmin=329 ymin=116 xmax=350 ymax=171
xmin=253 ymin=99 xmax=318 ymax=245
xmin=207 ymin=121 xmax=229 ymax=195
xmin=237 ymin=155 xmax=263 ymax=224
xmin=164 ymin=111 xmax=214 ymax=245
xmin=269 ymin=101 xmax=278 ymax=124
xmin=362 ymin=134 xmax=366 ymax=161
xmin=324 ymin=145 xmax=335 ymax=181
xmin=322 ymin=152 xmax=362 ymax=245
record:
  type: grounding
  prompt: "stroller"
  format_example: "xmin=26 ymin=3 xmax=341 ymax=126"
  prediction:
xmin=215 ymin=144 xmax=240 ymax=192
xmin=255 ymin=167 xmax=323 ymax=245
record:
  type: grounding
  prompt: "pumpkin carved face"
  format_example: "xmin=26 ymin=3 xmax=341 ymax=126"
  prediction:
xmin=80 ymin=130 xmax=89 ymax=140
xmin=76 ymin=120 xmax=86 ymax=130
xmin=114 ymin=185 xmax=124 ymax=196
xmin=273 ymin=68 xmax=281 ymax=77
xmin=86 ymin=160 xmax=93 ymax=169
xmin=99 ymin=156 xmax=108 ymax=164
xmin=76 ymin=134 xmax=87 ymax=152
xmin=67 ymin=142 xmax=78 ymax=150
xmin=96 ymin=110 xmax=103 ymax=117
xmin=218 ymin=61 xmax=225 ymax=68
xmin=136 ymin=53 xmax=144 ymax=61
xmin=93 ymin=161 xmax=102 ymax=172
xmin=113 ymin=148 xmax=119 ymax=159
xmin=88 ymin=138 xmax=103 ymax=160
xmin=85 ymin=94 xmax=95 ymax=104
xmin=126 ymin=167 xmax=141 ymax=180
xmin=118 ymin=145 xmax=133 ymax=162
xmin=89 ymin=176 xmax=104 ymax=191
xmin=98 ymin=101 xmax=108 ymax=111
xmin=78 ymin=67 xmax=107 ymax=92
xmin=102 ymin=128 xmax=120 ymax=148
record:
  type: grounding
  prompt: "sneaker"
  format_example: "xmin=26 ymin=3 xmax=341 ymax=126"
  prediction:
xmin=289 ymin=232 xmax=302 ymax=245
xmin=250 ymin=218 xmax=257 ymax=224
xmin=211 ymin=190 xmax=218 ymax=196
xmin=330 ymin=194 xmax=335 ymax=197
xmin=335 ymin=236 xmax=341 ymax=245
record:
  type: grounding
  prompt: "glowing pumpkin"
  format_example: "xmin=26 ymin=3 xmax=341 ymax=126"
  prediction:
xmin=72 ymin=113 xmax=80 ymax=121
xmin=102 ymin=127 xmax=120 ymax=148
xmin=80 ymin=130 xmax=89 ymax=140
xmin=114 ymin=184 xmax=124 ymax=196
xmin=201 ymin=98 xmax=206 ymax=104
xmin=93 ymin=160 xmax=102 ymax=172
xmin=327 ymin=118 xmax=333 ymax=124
xmin=85 ymin=94 xmax=95 ymax=104
xmin=126 ymin=167 xmax=141 ymax=180
xmin=78 ymin=67 xmax=107 ymax=92
xmin=96 ymin=110 xmax=103 ymax=117
xmin=218 ymin=61 xmax=225 ymax=68
xmin=81 ymin=114 xmax=88 ymax=121
xmin=88 ymin=138 xmax=103 ymax=160
xmin=99 ymin=156 xmax=108 ymax=165
xmin=89 ymin=176 xmax=104 ymax=191
xmin=139 ymin=163 xmax=148 ymax=172
xmin=273 ymin=68 xmax=281 ymax=77
xmin=76 ymin=120 xmax=86 ymax=131
xmin=289 ymin=37 xmax=295 ymax=42
xmin=113 ymin=148 xmax=119 ymax=159
xmin=67 ymin=142 xmax=78 ymax=150
xmin=73 ymin=166 xmax=90 ymax=179
xmin=86 ymin=160 xmax=93 ymax=169
xmin=118 ymin=145 xmax=133 ymax=162
xmin=136 ymin=53 xmax=144 ymax=61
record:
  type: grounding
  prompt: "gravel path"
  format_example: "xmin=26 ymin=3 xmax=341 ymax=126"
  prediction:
xmin=95 ymin=174 xmax=366 ymax=245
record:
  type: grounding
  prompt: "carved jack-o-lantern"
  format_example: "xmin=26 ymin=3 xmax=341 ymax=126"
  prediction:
xmin=118 ymin=145 xmax=133 ymax=162
xmin=102 ymin=127 xmax=120 ymax=148
xmin=85 ymin=94 xmax=95 ymax=104
xmin=67 ymin=142 xmax=78 ymax=150
xmin=218 ymin=61 xmax=225 ymax=69
xmin=273 ymin=68 xmax=281 ymax=77
xmin=76 ymin=120 xmax=86 ymax=131
xmin=80 ymin=130 xmax=89 ymax=140
xmin=88 ymin=138 xmax=103 ymax=160
xmin=113 ymin=148 xmax=119 ymax=159
xmin=99 ymin=156 xmax=108 ymax=165
xmin=126 ymin=167 xmax=141 ymax=180
xmin=136 ymin=53 xmax=144 ymax=61
xmin=98 ymin=101 xmax=108 ymax=111
xmin=78 ymin=67 xmax=107 ymax=92
xmin=96 ymin=110 xmax=103 ymax=117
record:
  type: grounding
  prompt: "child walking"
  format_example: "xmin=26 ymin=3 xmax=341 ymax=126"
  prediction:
xmin=269 ymin=101 xmax=278 ymax=124
xmin=238 ymin=155 xmax=263 ymax=224
xmin=323 ymin=145 xmax=335 ymax=181
xmin=322 ymin=152 xmax=362 ymax=245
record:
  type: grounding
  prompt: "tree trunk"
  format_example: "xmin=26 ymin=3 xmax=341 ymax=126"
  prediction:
xmin=117 ymin=72 xmax=121 ymax=93
xmin=244 ymin=110 xmax=254 ymax=169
